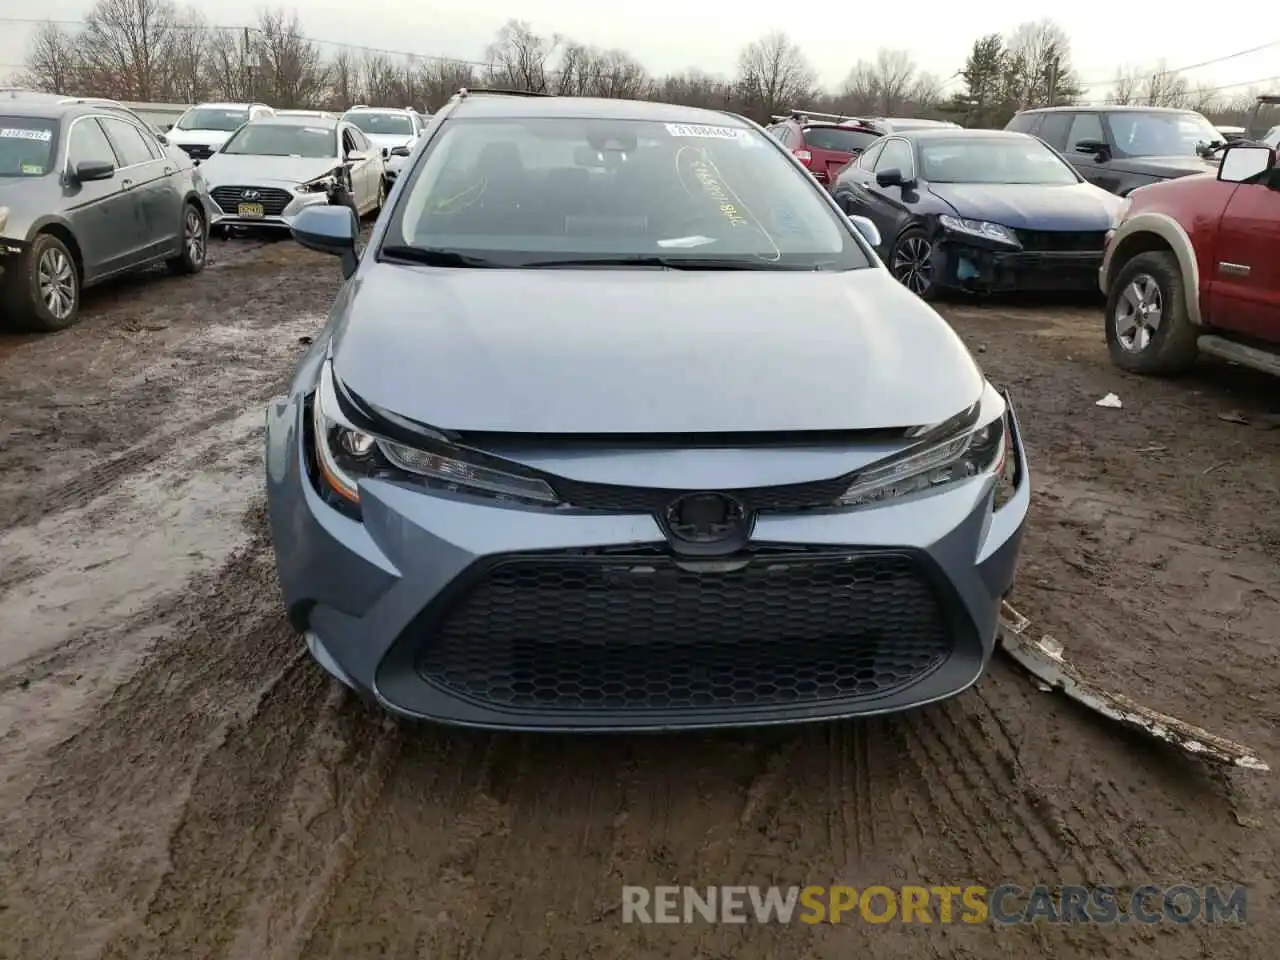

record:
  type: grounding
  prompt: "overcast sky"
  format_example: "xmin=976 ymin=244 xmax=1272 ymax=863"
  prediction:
xmin=2 ymin=0 xmax=1277 ymax=99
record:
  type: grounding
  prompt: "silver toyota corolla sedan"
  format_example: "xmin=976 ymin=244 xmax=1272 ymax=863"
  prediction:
xmin=201 ymin=115 xmax=384 ymax=231
xmin=265 ymin=91 xmax=1030 ymax=732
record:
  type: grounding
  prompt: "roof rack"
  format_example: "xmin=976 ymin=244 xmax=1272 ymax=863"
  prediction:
xmin=775 ymin=108 xmax=879 ymax=126
xmin=453 ymin=87 xmax=551 ymax=98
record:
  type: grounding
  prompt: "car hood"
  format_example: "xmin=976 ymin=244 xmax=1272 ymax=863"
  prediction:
xmin=167 ymin=128 xmax=236 ymax=146
xmin=199 ymin=154 xmax=340 ymax=186
xmin=928 ymin=181 xmax=1122 ymax=231
xmin=1114 ymin=154 xmax=1220 ymax=176
xmin=328 ymin=263 xmax=985 ymax=434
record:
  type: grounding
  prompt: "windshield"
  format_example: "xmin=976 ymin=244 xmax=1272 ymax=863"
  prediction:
xmin=803 ymin=126 xmax=882 ymax=154
xmin=920 ymin=137 xmax=1079 ymax=184
xmin=177 ymin=107 xmax=249 ymax=132
xmin=346 ymin=113 xmax=414 ymax=137
xmin=1105 ymin=111 xmax=1221 ymax=157
xmin=221 ymin=123 xmax=337 ymax=159
xmin=1265 ymin=125 xmax=1280 ymax=148
xmin=0 ymin=118 xmax=57 ymax=177
xmin=387 ymin=116 xmax=868 ymax=270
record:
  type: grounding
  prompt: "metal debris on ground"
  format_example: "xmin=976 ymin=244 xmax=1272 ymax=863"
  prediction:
xmin=998 ymin=601 xmax=1269 ymax=772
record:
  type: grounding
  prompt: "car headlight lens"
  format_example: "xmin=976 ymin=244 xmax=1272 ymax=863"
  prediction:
xmin=310 ymin=361 xmax=559 ymax=510
xmin=938 ymin=215 xmax=1020 ymax=247
xmin=298 ymin=174 xmax=338 ymax=194
xmin=836 ymin=414 xmax=1012 ymax=507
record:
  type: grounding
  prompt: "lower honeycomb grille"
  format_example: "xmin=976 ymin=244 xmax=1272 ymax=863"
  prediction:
xmin=416 ymin=551 xmax=954 ymax=712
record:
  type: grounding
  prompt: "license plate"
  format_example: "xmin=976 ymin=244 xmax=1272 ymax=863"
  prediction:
xmin=238 ymin=202 xmax=264 ymax=218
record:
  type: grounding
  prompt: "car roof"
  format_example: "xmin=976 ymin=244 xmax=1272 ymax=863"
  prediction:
xmin=191 ymin=102 xmax=262 ymax=110
xmin=445 ymin=94 xmax=747 ymax=126
xmin=899 ymin=128 xmax=1036 ymax=142
xmin=1018 ymin=104 xmax=1194 ymax=115
xmin=251 ymin=114 xmax=338 ymax=128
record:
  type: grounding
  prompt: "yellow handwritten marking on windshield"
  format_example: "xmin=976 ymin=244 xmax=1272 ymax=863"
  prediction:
xmin=679 ymin=149 xmax=749 ymax=227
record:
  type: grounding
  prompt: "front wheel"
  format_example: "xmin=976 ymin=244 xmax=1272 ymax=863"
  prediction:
xmin=167 ymin=203 xmax=207 ymax=276
xmin=889 ymin=228 xmax=939 ymax=300
xmin=2 ymin=233 xmax=80 ymax=332
xmin=1104 ymin=250 xmax=1198 ymax=376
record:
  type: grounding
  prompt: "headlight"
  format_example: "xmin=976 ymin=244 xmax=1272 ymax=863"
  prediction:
xmin=938 ymin=215 xmax=1020 ymax=247
xmin=310 ymin=361 xmax=559 ymax=512
xmin=836 ymin=413 xmax=1012 ymax=508
xmin=298 ymin=174 xmax=338 ymax=194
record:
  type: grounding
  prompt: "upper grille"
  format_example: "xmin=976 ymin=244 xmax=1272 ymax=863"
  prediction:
xmin=210 ymin=185 xmax=293 ymax=216
xmin=551 ymin=473 xmax=853 ymax=514
xmin=415 ymin=551 xmax=955 ymax=713
xmin=1014 ymin=229 xmax=1107 ymax=252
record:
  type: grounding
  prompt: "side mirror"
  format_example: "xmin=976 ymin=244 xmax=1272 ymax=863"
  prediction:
xmin=875 ymin=167 xmax=905 ymax=188
xmin=160 ymin=123 xmax=173 ymax=133
xmin=1217 ymin=144 xmax=1275 ymax=183
xmin=847 ymin=214 xmax=881 ymax=248
xmin=345 ymin=149 xmax=367 ymax=163
xmin=1074 ymin=138 xmax=1109 ymax=156
xmin=390 ymin=145 xmax=411 ymax=157
xmin=72 ymin=160 xmax=115 ymax=183
xmin=292 ymin=205 xmax=359 ymax=279
xmin=385 ymin=168 xmax=399 ymax=181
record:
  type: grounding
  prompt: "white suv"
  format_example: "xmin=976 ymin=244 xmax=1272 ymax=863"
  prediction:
xmin=341 ymin=106 xmax=426 ymax=183
xmin=166 ymin=102 xmax=275 ymax=162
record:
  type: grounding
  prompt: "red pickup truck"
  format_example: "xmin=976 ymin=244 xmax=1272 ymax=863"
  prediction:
xmin=1100 ymin=142 xmax=1280 ymax=376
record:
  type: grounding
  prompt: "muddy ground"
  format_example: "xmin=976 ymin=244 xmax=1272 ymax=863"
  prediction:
xmin=0 ymin=238 xmax=1277 ymax=960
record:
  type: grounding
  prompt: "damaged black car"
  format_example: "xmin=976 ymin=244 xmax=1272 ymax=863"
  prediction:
xmin=831 ymin=129 xmax=1124 ymax=299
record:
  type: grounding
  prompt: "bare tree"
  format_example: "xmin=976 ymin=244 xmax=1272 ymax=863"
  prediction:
xmin=736 ymin=31 xmax=815 ymax=120
xmin=1108 ymin=66 xmax=1142 ymax=105
xmin=166 ymin=8 xmax=209 ymax=102
xmin=485 ymin=19 xmax=557 ymax=93
xmin=650 ymin=69 xmax=732 ymax=110
xmin=1005 ymin=19 xmax=1078 ymax=107
xmin=1187 ymin=81 xmax=1222 ymax=115
xmin=254 ymin=9 xmax=328 ymax=108
xmin=328 ymin=48 xmax=362 ymax=108
xmin=1138 ymin=60 xmax=1189 ymax=107
xmin=417 ymin=59 xmax=479 ymax=111
xmin=838 ymin=60 xmax=879 ymax=113
xmin=77 ymin=0 xmax=178 ymax=100
xmin=206 ymin=27 xmax=254 ymax=101
xmin=17 ymin=21 xmax=83 ymax=94
xmin=360 ymin=51 xmax=400 ymax=105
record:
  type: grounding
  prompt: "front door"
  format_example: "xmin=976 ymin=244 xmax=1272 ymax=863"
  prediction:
xmin=61 ymin=116 xmax=142 ymax=280
xmin=1208 ymin=178 xmax=1280 ymax=339
xmin=99 ymin=115 xmax=183 ymax=261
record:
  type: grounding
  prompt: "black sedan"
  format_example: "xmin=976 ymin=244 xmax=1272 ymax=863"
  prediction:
xmin=831 ymin=129 xmax=1124 ymax=298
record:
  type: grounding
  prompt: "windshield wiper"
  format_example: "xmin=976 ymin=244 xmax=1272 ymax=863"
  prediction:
xmin=520 ymin=255 xmax=812 ymax=271
xmin=379 ymin=245 xmax=503 ymax=268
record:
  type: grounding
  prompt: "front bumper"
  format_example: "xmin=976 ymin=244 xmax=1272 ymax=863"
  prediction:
xmin=936 ymin=241 xmax=1103 ymax=294
xmin=265 ymin=396 xmax=1031 ymax=732
xmin=208 ymin=186 xmax=333 ymax=230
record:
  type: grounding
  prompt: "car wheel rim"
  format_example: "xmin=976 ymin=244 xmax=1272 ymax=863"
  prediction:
xmin=891 ymin=236 xmax=933 ymax=295
xmin=185 ymin=209 xmax=205 ymax=263
xmin=1115 ymin=273 xmax=1163 ymax=352
xmin=37 ymin=248 xmax=76 ymax=320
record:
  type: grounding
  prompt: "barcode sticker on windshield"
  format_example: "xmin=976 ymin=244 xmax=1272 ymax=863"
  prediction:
xmin=0 ymin=127 xmax=53 ymax=142
xmin=665 ymin=123 xmax=753 ymax=143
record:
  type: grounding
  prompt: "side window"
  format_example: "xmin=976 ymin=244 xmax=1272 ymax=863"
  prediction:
xmin=67 ymin=118 xmax=117 ymax=169
xmin=342 ymin=128 xmax=360 ymax=154
xmin=1006 ymin=112 xmax=1040 ymax=134
xmin=875 ymin=139 xmax=914 ymax=176
xmin=858 ymin=140 xmax=885 ymax=170
xmin=1036 ymin=113 xmax=1073 ymax=150
xmin=100 ymin=117 xmax=157 ymax=165
xmin=351 ymin=128 xmax=371 ymax=151
xmin=1065 ymin=112 xmax=1105 ymax=152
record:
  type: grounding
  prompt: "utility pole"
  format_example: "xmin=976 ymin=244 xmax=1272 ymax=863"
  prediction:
xmin=244 ymin=26 xmax=253 ymax=100
xmin=1046 ymin=57 xmax=1059 ymax=107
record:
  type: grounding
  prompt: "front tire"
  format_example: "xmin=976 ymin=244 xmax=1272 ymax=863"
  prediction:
xmin=2 ymin=233 xmax=80 ymax=332
xmin=1104 ymin=250 xmax=1198 ymax=376
xmin=167 ymin=203 xmax=207 ymax=276
xmin=889 ymin=227 xmax=939 ymax=300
